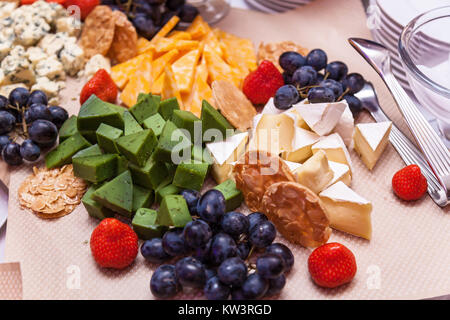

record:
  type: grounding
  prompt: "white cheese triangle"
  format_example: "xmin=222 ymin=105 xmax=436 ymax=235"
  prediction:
xmin=327 ymin=161 xmax=351 ymax=187
xmin=356 ymin=121 xmax=392 ymax=151
xmin=312 ymin=133 xmax=353 ymax=172
xmin=319 ymin=181 xmax=370 ymax=205
xmin=295 ymin=101 xmax=347 ymax=136
xmin=282 ymin=159 xmax=302 ymax=173
xmin=206 ymin=132 xmax=248 ymax=165
xmin=261 ymin=97 xmax=283 ymax=115
xmin=333 ymin=103 xmax=354 ymax=147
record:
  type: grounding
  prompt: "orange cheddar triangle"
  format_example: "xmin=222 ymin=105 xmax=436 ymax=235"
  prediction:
xmin=168 ymin=31 xmax=192 ymax=40
xmin=172 ymin=49 xmax=201 ymax=93
xmin=150 ymin=16 xmax=180 ymax=44
xmin=202 ymin=31 xmax=223 ymax=58
xmin=155 ymin=38 xmax=199 ymax=54
xmin=216 ymin=29 xmax=257 ymax=72
xmin=111 ymin=52 xmax=153 ymax=89
xmin=204 ymin=45 xmax=238 ymax=87
xmin=162 ymin=65 xmax=184 ymax=109
xmin=151 ymin=49 xmax=179 ymax=81
xmin=186 ymin=15 xmax=209 ymax=40
xmin=120 ymin=55 xmax=153 ymax=107
xmin=151 ymin=72 xmax=165 ymax=95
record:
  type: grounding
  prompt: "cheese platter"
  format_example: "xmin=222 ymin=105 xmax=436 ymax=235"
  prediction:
xmin=1 ymin=0 xmax=449 ymax=301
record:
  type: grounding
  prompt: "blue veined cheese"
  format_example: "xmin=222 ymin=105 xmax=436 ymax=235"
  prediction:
xmin=56 ymin=16 xmax=81 ymax=37
xmin=0 ymin=2 xmax=18 ymax=20
xmin=0 ymin=17 xmax=14 ymax=28
xmin=31 ymin=1 xmax=65 ymax=25
xmin=1 ymin=53 xmax=36 ymax=86
xmin=60 ymin=42 xmax=85 ymax=76
xmin=31 ymin=76 xmax=65 ymax=104
xmin=26 ymin=47 xmax=48 ymax=67
xmin=0 ymin=29 xmax=15 ymax=60
xmin=10 ymin=45 xmax=27 ymax=58
xmin=38 ymin=32 xmax=75 ymax=56
xmin=35 ymin=55 xmax=65 ymax=81
xmin=0 ymin=83 xmax=27 ymax=97
xmin=14 ymin=17 xmax=51 ymax=47
xmin=80 ymin=54 xmax=111 ymax=78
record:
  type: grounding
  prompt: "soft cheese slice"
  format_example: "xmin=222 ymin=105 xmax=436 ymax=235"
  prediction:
xmin=295 ymin=150 xmax=333 ymax=194
xmin=284 ymin=107 xmax=310 ymax=130
xmin=249 ymin=113 xmax=294 ymax=155
xmin=326 ymin=161 xmax=351 ymax=187
xmin=312 ymin=133 xmax=353 ymax=174
xmin=282 ymin=127 xmax=320 ymax=163
xmin=283 ymin=159 xmax=302 ymax=174
xmin=353 ymin=121 xmax=392 ymax=170
xmin=295 ymin=101 xmax=346 ymax=136
xmin=333 ymin=103 xmax=354 ymax=147
xmin=206 ymin=132 xmax=248 ymax=183
xmin=261 ymin=98 xmax=283 ymax=115
xmin=319 ymin=181 xmax=372 ymax=240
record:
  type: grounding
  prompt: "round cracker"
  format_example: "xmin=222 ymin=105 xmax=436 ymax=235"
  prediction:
xmin=212 ymin=80 xmax=257 ymax=131
xmin=79 ymin=5 xmax=115 ymax=58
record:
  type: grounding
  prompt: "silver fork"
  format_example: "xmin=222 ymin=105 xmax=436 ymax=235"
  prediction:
xmin=349 ymin=38 xmax=450 ymax=202
xmin=355 ymin=82 xmax=448 ymax=207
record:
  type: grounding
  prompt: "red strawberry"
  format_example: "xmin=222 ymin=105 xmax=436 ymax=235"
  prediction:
xmin=21 ymin=0 xmax=38 ymax=4
xmin=80 ymin=69 xmax=118 ymax=105
xmin=90 ymin=218 xmax=138 ymax=269
xmin=47 ymin=0 xmax=68 ymax=5
xmin=392 ymin=164 xmax=427 ymax=201
xmin=64 ymin=0 xmax=99 ymax=20
xmin=243 ymin=60 xmax=284 ymax=105
xmin=308 ymin=242 xmax=357 ymax=288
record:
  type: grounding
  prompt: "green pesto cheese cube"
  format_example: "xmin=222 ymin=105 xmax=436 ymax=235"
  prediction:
xmin=152 ymin=95 xmax=161 ymax=106
xmin=201 ymin=100 xmax=234 ymax=138
xmin=173 ymin=163 xmax=209 ymax=191
xmin=132 ymin=185 xmax=154 ymax=212
xmin=96 ymin=123 xmax=123 ymax=154
xmin=82 ymin=184 xmax=115 ymax=220
xmin=73 ymin=144 xmax=102 ymax=159
xmin=73 ymin=154 xmax=118 ymax=183
xmin=142 ymin=113 xmax=166 ymax=137
xmin=116 ymin=129 xmax=157 ymax=166
xmin=153 ymin=120 xmax=192 ymax=163
xmin=159 ymin=97 xmax=180 ymax=120
xmin=93 ymin=170 xmax=133 ymax=217
xmin=79 ymin=130 xmax=97 ymax=144
xmin=59 ymin=115 xmax=78 ymax=143
xmin=191 ymin=145 xmax=213 ymax=164
xmin=166 ymin=162 xmax=177 ymax=179
xmin=132 ymin=208 xmax=167 ymax=240
xmin=214 ymin=179 xmax=244 ymax=211
xmin=130 ymin=93 xmax=160 ymax=124
xmin=117 ymin=156 xmax=129 ymax=175
xmin=155 ymin=183 xmax=181 ymax=204
xmin=171 ymin=109 xmax=200 ymax=143
xmin=123 ymin=111 xmax=143 ymax=135
xmin=45 ymin=132 xmax=91 ymax=169
xmin=77 ymin=95 xmax=124 ymax=131
xmin=128 ymin=157 xmax=168 ymax=189
xmin=157 ymin=195 xmax=192 ymax=227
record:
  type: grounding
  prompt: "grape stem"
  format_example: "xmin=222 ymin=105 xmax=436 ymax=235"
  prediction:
xmin=337 ymin=87 xmax=349 ymax=102
xmin=21 ymin=107 xmax=27 ymax=136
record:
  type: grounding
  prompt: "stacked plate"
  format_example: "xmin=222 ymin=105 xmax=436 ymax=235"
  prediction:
xmin=372 ymin=0 xmax=450 ymax=93
xmin=244 ymin=0 xmax=313 ymax=14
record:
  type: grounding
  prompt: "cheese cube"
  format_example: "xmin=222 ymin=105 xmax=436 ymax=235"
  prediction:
xmin=35 ymin=55 xmax=65 ymax=81
xmin=0 ymin=2 xmax=18 ymax=20
xmin=39 ymin=32 xmax=74 ymax=56
xmin=14 ymin=17 xmax=50 ymax=47
xmin=56 ymin=16 xmax=81 ymax=37
xmin=333 ymin=104 xmax=354 ymax=147
xmin=353 ymin=121 xmax=392 ymax=170
xmin=1 ymin=53 xmax=36 ymax=86
xmin=82 ymin=54 xmax=111 ymax=79
xmin=60 ymin=42 xmax=85 ymax=76
xmin=31 ymin=77 xmax=65 ymax=104
xmin=294 ymin=150 xmax=333 ymax=194
xmin=319 ymin=181 xmax=372 ymax=240
xmin=312 ymin=133 xmax=353 ymax=174
xmin=0 ymin=83 xmax=28 ymax=97
xmin=294 ymin=101 xmax=347 ymax=136
xmin=282 ymin=127 xmax=320 ymax=163
xmin=26 ymin=47 xmax=48 ymax=67
xmin=326 ymin=161 xmax=351 ymax=188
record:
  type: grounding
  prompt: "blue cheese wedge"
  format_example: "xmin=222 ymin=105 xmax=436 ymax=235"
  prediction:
xmin=35 ymin=55 xmax=65 ymax=81
xmin=60 ymin=42 xmax=85 ymax=76
xmin=353 ymin=121 xmax=392 ymax=170
xmin=1 ymin=53 xmax=36 ymax=86
xmin=81 ymin=54 xmax=111 ymax=78
xmin=31 ymin=76 xmax=65 ymax=103
xmin=39 ymin=32 xmax=75 ymax=56
xmin=0 ymin=83 xmax=27 ymax=97
xmin=0 ymin=2 xmax=18 ymax=20
xmin=294 ymin=150 xmax=333 ymax=194
xmin=31 ymin=1 xmax=64 ymax=25
xmin=56 ymin=16 xmax=81 ymax=37
xmin=319 ymin=181 xmax=372 ymax=240
xmin=14 ymin=17 xmax=50 ymax=47
xmin=26 ymin=47 xmax=48 ymax=67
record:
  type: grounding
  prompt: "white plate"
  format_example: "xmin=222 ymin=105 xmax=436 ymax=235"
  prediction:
xmin=244 ymin=0 xmax=279 ymax=13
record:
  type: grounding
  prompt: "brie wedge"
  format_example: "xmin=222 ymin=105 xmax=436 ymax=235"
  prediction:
xmin=261 ymin=97 xmax=283 ymax=115
xmin=353 ymin=121 xmax=392 ymax=170
xmin=312 ymin=133 xmax=353 ymax=174
xmin=295 ymin=101 xmax=346 ymax=136
xmin=295 ymin=150 xmax=333 ymax=194
xmin=284 ymin=107 xmax=310 ymax=130
xmin=283 ymin=159 xmax=302 ymax=174
xmin=319 ymin=181 xmax=372 ymax=240
xmin=333 ymin=104 xmax=354 ymax=147
xmin=206 ymin=132 xmax=248 ymax=184
xmin=249 ymin=113 xmax=294 ymax=155
xmin=281 ymin=127 xmax=320 ymax=163
xmin=326 ymin=161 xmax=351 ymax=187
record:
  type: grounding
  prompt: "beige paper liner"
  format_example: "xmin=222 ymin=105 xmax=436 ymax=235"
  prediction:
xmin=2 ymin=0 xmax=450 ymax=299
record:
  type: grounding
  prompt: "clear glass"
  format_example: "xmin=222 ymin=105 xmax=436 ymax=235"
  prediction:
xmin=188 ymin=0 xmax=231 ymax=24
xmin=399 ymin=6 xmax=450 ymax=144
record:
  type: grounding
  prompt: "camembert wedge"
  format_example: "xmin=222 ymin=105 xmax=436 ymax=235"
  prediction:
xmin=319 ymin=181 xmax=372 ymax=240
xmin=295 ymin=101 xmax=346 ymax=136
xmin=326 ymin=161 xmax=351 ymax=188
xmin=282 ymin=127 xmax=320 ymax=163
xmin=294 ymin=150 xmax=333 ymax=194
xmin=311 ymin=133 xmax=353 ymax=175
xmin=353 ymin=121 xmax=392 ymax=170
xmin=333 ymin=104 xmax=354 ymax=147
xmin=206 ymin=132 xmax=248 ymax=184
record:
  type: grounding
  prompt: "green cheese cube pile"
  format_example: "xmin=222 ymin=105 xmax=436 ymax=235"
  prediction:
xmin=45 ymin=93 xmax=245 ymax=239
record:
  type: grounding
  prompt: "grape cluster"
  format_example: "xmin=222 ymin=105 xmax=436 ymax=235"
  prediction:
xmin=0 ymin=88 xmax=68 ymax=166
xmin=275 ymin=49 xmax=365 ymax=117
xmin=101 ymin=0 xmax=199 ymax=40
xmin=142 ymin=189 xmax=294 ymax=300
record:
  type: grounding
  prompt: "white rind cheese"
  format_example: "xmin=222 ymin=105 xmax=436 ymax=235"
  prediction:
xmin=282 ymin=127 xmax=320 ymax=163
xmin=319 ymin=181 xmax=373 ymax=240
xmin=326 ymin=161 xmax=351 ymax=187
xmin=295 ymin=101 xmax=347 ymax=136
xmin=333 ymin=104 xmax=354 ymax=147
xmin=295 ymin=150 xmax=333 ymax=194
xmin=312 ymin=133 xmax=353 ymax=174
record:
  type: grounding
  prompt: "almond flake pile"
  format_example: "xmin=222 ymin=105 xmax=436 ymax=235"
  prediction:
xmin=18 ymin=165 xmax=87 ymax=219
